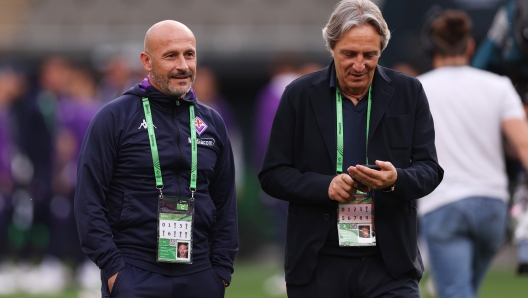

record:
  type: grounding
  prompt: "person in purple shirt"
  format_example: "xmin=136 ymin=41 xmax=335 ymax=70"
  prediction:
xmin=192 ymin=66 xmax=245 ymax=195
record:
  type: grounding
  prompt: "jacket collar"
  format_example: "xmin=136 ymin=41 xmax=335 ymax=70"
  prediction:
xmin=309 ymin=60 xmax=394 ymax=169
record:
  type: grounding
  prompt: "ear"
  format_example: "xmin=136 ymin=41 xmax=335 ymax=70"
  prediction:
xmin=140 ymin=52 xmax=152 ymax=72
xmin=326 ymin=47 xmax=334 ymax=58
xmin=466 ymin=38 xmax=475 ymax=60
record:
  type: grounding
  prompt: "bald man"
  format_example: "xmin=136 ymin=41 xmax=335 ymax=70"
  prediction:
xmin=74 ymin=20 xmax=238 ymax=298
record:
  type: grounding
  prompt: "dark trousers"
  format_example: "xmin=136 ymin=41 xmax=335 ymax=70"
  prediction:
xmin=287 ymin=254 xmax=420 ymax=298
xmin=102 ymin=263 xmax=225 ymax=298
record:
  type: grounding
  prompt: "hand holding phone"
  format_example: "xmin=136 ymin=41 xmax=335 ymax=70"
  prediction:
xmin=352 ymin=164 xmax=380 ymax=187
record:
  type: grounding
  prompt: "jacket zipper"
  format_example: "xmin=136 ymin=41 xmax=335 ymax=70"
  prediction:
xmin=172 ymin=99 xmax=183 ymax=198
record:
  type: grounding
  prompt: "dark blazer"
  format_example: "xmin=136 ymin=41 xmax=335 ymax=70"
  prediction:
xmin=259 ymin=61 xmax=443 ymax=285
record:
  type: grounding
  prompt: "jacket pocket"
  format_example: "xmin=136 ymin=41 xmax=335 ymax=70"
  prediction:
xmin=118 ymin=191 xmax=158 ymax=232
xmin=117 ymin=193 xmax=132 ymax=231
xmin=109 ymin=264 xmax=126 ymax=297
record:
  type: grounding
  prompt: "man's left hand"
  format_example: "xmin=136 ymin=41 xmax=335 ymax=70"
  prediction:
xmin=347 ymin=160 xmax=397 ymax=190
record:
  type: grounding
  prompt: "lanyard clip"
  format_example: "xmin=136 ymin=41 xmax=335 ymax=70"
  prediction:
xmin=190 ymin=188 xmax=196 ymax=200
xmin=157 ymin=186 xmax=164 ymax=198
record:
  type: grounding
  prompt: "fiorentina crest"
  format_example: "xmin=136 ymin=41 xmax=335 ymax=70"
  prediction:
xmin=194 ymin=117 xmax=208 ymax=136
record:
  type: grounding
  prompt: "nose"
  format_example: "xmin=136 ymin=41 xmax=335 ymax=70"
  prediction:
xmin=352 ymin=57 xmax=365 ymax=72
xmin=174 ymin=54 xmax=189 ymax=70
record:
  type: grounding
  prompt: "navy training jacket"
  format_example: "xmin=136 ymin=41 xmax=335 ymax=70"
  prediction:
xmin=74 ymin=79 xmax=238 ymax=284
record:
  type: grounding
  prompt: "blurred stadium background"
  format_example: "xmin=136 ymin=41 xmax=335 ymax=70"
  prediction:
xmin=0 ymin=0 xmax=527 ymax=297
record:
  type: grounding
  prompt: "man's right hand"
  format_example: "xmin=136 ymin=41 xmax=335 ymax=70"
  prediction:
xmin=328 ymin=173 xmax=368 ymax=203
xmin=108 ymin=272 xmax=119 ymax=293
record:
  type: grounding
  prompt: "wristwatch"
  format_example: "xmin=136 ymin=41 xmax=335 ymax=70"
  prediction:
xmin=381 ymin=184 xmax=395 ymax=192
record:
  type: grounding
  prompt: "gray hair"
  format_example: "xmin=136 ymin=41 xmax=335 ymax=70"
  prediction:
xmin=322 ymin=0 xmax=391 ymax=51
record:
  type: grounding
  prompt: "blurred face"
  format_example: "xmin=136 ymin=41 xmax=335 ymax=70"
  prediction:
xmin=192 ymin=67 xmax=217 ymax=104
xmin=141 ymin=25 xmax=197 ymax=98
xmin=178 ymin=244 xmax=188 ymax=257
xmin=331 ymin=24 xmax=381 ymax=96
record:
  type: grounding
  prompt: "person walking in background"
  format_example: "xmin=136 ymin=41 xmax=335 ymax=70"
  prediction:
xmin=254 ymin=52 xmax=304 ymax=171
xmin=253 ymin=54 xmax=323 ymax=296
xmin=253 ymin=52 xmax=305 ymax=295
xmin=472 ymin=0 xmax=528 ymax=275
xmin=417 ymin=9 xmax=528 ymax=298
xmin=74 ymin=20 xmax=238 ymax=298
xmin=259 ymin=1 xmax=443 ymax=297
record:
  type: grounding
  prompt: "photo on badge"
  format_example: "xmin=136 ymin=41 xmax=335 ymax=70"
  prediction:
xmin=176 ymin=241 xmax=190 ymax=260
xmin=358 ymin=224 xmax=372 ymax=239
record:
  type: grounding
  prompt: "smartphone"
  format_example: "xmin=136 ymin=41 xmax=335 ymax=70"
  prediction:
xmin=362 ymin=164 xmax=381 ymax=171
xmin=352 ymin=164 xmax=380 ymax=187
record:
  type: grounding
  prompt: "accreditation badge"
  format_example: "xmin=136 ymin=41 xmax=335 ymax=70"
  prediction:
xmin=157 ymin=195 xmax=195 ymax=263
xmin=337 ymin=193 xmax=375 ymax=246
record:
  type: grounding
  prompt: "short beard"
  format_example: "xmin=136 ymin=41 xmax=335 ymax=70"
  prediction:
xmin=151 ymin=65 xmax=195 ymax=99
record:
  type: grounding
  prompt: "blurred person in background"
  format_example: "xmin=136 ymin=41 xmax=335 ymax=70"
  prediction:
xmin=192 ymin=66 xmax=245 ymax=196
xmin=1 ymin=57 xmax=103 ymax=296
xmin=254 ymin=52 xmax=306 ymax=171
xmin=253 ymin=52 xmax=308 ymax=296
xmin=97 ymin=54 xmax=143 ymax=103
xmin=0 ymin=58 xmax=70 ymax=295
xmin=11 ymin=56 xmax=76 ymax=295
xmin=391 ymin=62 xmax=420 ymax=77
xmin=0 ymin=62 xmax=27 ymax=295
xmin=52 ymin=65 xmax=104 ymax=296
xmin=259 ymin=1 xmax=443 ymax=297
xmin=381 ymin=0 xmax=505 ymax=74
xmin=417 ymin=9 xmax=528 ymax=298
xmin=472 ymin=0 xmax=528 ymax=97
xmin=472 ymin=0 xmax=528 ymax=275
xmin=75 ymin=20 xmax=237 ymax=298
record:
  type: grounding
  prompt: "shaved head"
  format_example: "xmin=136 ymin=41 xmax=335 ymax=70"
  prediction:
xmin=140 ymin=20 xmax=197 ymax=98
xmin=144 ymin=20 xmax=195 ymax=54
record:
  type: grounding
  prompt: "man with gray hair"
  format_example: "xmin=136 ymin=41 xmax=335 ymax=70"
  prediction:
xmin=259 ymin=1 xmax=443 ymax=297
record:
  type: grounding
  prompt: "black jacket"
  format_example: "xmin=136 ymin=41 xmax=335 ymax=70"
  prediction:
xmin=74 ymin=80 xmax=238 ymax=284
xmin=259 ymin=62 xmax=443 ymax=285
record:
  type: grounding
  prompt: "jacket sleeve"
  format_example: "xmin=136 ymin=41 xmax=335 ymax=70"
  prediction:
xmin=384 ymin=83 xmax=444 ymax=201
xmin=74 ymin=106 xmax=125 ymax=281
xmin=208 ymin=118 xmax=238 ymax=285
xmin=259 ymin=86 xmax=335 ymax=205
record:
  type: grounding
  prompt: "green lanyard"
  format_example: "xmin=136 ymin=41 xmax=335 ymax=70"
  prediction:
xmin=142 ymin=97 xmax=197 ymax=198
xmin=335 ymin=85 xmax=372 ymax=174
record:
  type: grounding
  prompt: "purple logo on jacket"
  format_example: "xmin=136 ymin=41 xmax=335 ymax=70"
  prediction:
xmin=194 ymin=117 xmax=208 ymax=136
